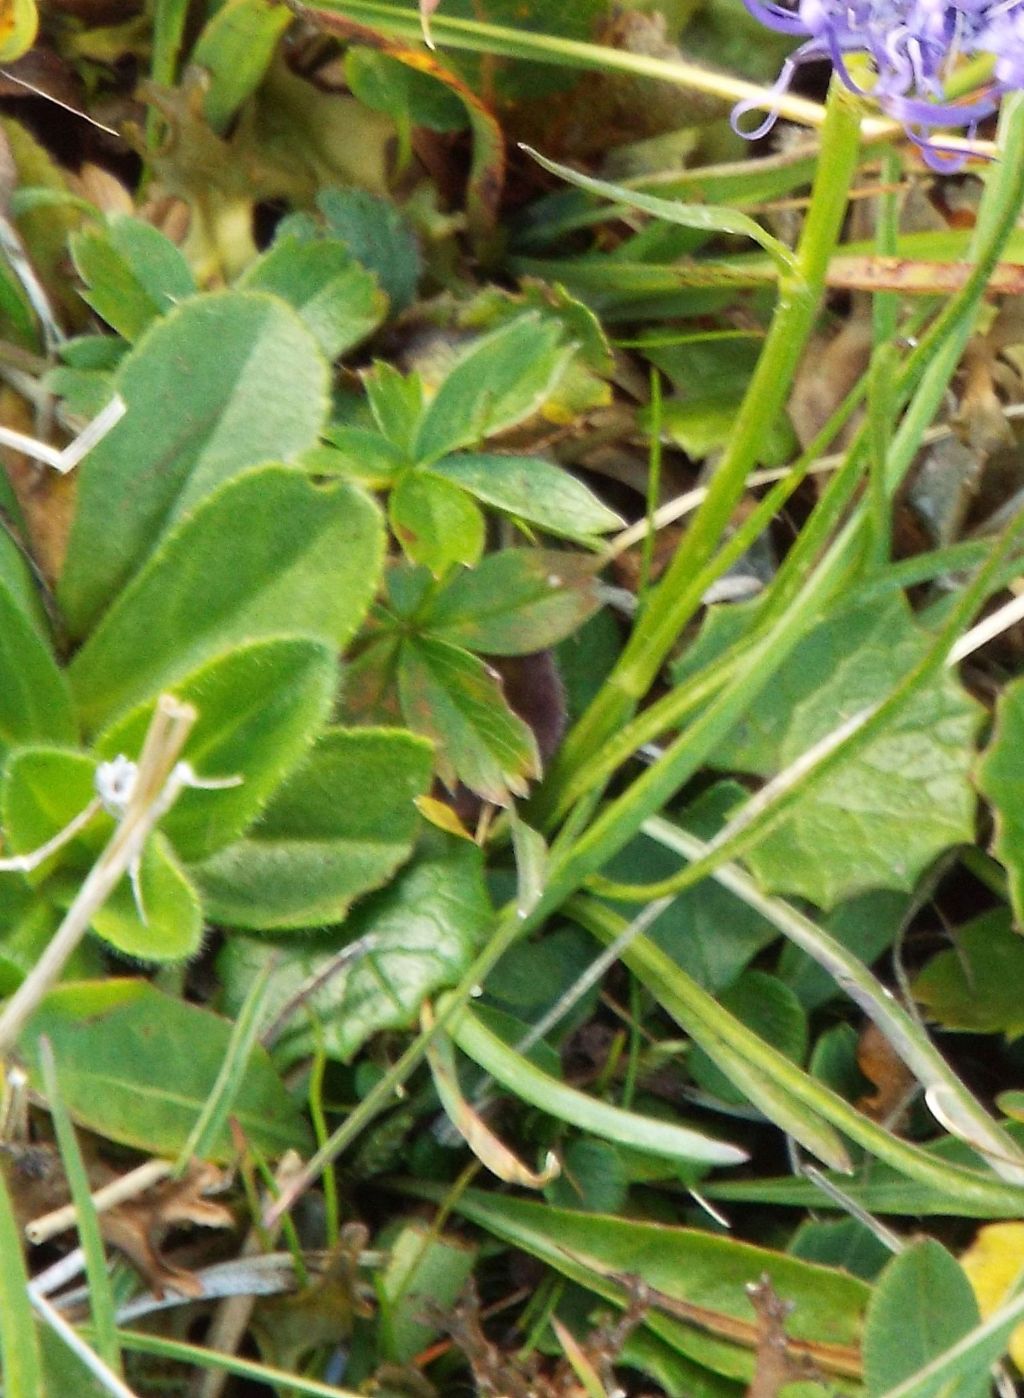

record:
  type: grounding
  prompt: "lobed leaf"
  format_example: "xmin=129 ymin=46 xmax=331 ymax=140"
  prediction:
xmin=413 ymin=314 xmax=572 ymax=464
xmin=240 ymin=236 xmax=387 ymax=359
xmin=217 ymin=832 xmax=489 ymax=1062
xmin=398 ymin=634 xmax=539 ymax=802
xmin=424 ymin=549 xmax=603 ymax=656
xmin=709 ymin=596 xmax=983 ymax=907
xmin=70 ymin=215 xmax=196 ymax=341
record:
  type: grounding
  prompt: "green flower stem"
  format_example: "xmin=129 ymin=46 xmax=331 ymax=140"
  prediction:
xmin=865 ymin=146 xmax=903 ymax=571
xmin=544 ymin=372 xmax=870 ymax=827
xmin=549 ymin=95 xmax=1024 ymax=826
xmin=542 ymin=81 xmax=863 ymax=806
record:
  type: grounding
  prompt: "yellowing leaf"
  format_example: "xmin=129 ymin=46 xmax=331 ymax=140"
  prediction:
xmin=960 ymin=1223 xmax=1024 ymax=1369
xmin=0 ymin=0 xmax=37 ymax=63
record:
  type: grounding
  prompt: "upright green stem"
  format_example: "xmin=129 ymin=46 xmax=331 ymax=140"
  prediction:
xmin=541 ymin=81 xmax=862 ymax=808
xmin=865 ymin=146 xmax=903 ymax=571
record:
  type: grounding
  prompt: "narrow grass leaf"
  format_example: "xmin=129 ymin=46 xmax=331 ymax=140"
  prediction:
xmin=443 ymin=998 xmax=747 ymax=1167
xmin=37 ymin=1035 xmax=121 ymax=1376
xmin=0 ymin=1154 xmax=44 ymax=1396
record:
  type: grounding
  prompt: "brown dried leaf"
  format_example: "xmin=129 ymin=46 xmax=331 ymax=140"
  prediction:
xmin=745 ymin=1275 xmax=825 ymax=1398
xmin=0 ymin=384 xmax=76 ymax=584
xmin=99 ymin=1160 xmax=233 ymax=1298
xmin=856 ymin=1021 xmax=917 ymax=1124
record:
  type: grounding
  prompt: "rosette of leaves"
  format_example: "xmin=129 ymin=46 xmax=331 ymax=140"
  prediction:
xmin=2 ymin=280 xmax=449 ymax=962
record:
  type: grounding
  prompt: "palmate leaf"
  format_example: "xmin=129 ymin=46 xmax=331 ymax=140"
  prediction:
xmin=707 ymin=595 xmax=982 ymax=908
xmin=412 ymin=314 xmax=572 ymax=464
xmin=423 ymin=550 xmax=603 ymax=656
xmin=429 ymin=454 xmax=622 ymax=539
xmin=398 ymin=634 xmax=539 ymax=803
xmin=389 ymin=470 xmax=485 ymax=576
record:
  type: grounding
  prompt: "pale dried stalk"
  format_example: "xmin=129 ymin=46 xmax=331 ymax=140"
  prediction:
xmin=0 ymin=695 xmax=197 ymax=1055
xmin=26 ymin=1159 xmax=174 ymax=1246
xmin=192 ymin=1151 xmax=306 ymax=1398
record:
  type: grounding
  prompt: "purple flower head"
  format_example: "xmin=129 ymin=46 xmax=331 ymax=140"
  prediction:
xmin=733 ymin=0 xmax=1024 ymax=166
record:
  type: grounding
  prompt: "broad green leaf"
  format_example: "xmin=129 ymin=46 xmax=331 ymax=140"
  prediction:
xmin=59 ymin=292 xmax=330 ymax=639
xmin=403 ymin=1184 xmax=868 ymax=1384
xmin=363 ymin=361 xmax=425 ymax=455
xmin=218 ymin=830 xmax=489 ymax=1061
xmin=96 ymin=639 xmax=337 ymax=862
xmin=912 ymin=908 xmax=1024 ymax=1038
xmin=447 ymin=1001 xmax=748 ymax=1166
xmin=977 ymin=674 xmax=1024 ymax=925
xmin=377 ymin=1222 xmax=477 ymax=1365
xmin=0 ymin=894 xmax=101 ymax=994
xmin=687 ymin=971 xmax=807 ymax=1106
xmin=398 ymin=634 xmax=539 ymax=803
xmin=0 ymin=580 xmax=76 ymax=760
xmin=345 ymin=48 xmax=466 ymax=133
xmin=713 ymin=596 xmax=982 ymax=907
xmin=658 ymin=393 xmax=796 ymax=464
xmin=190 ymin=728 xmax=432 ymax=929
xmin=424 ymin=549 xmax=601 ymax=655
xmin=19 ymin=979 xmax=311 ymax=1158
xmin=864 ymin=1240 xmax=985 ymax=1398
xmin=390 ymin=470 xmax=485 ymax=575
xmin=70 ymin=215 xmax=196 ymax=341
xmin=430 ymin=452 xmax=622 ymax=538
xmin=413 ymin=315 xmax=571 ymax=464
xmin=240 ymin=237 xmax=386 ymax=359
xmin=68 ymin=466 xmax=383 ymax=735
xmin=191 ymin=0 xmax=292 ymax=133
xmin=89 ymin=833 xmax=203 ymax=961
xmin=0 ymin=526 xmax=49 ymax=633
xmin=2 ymin=746 xmax=104 ymax=889
xmin=789 ymin=1217 xmax=892 ymax=1282
xmin=545 ymin=1139 xmax=628 ymax=1215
